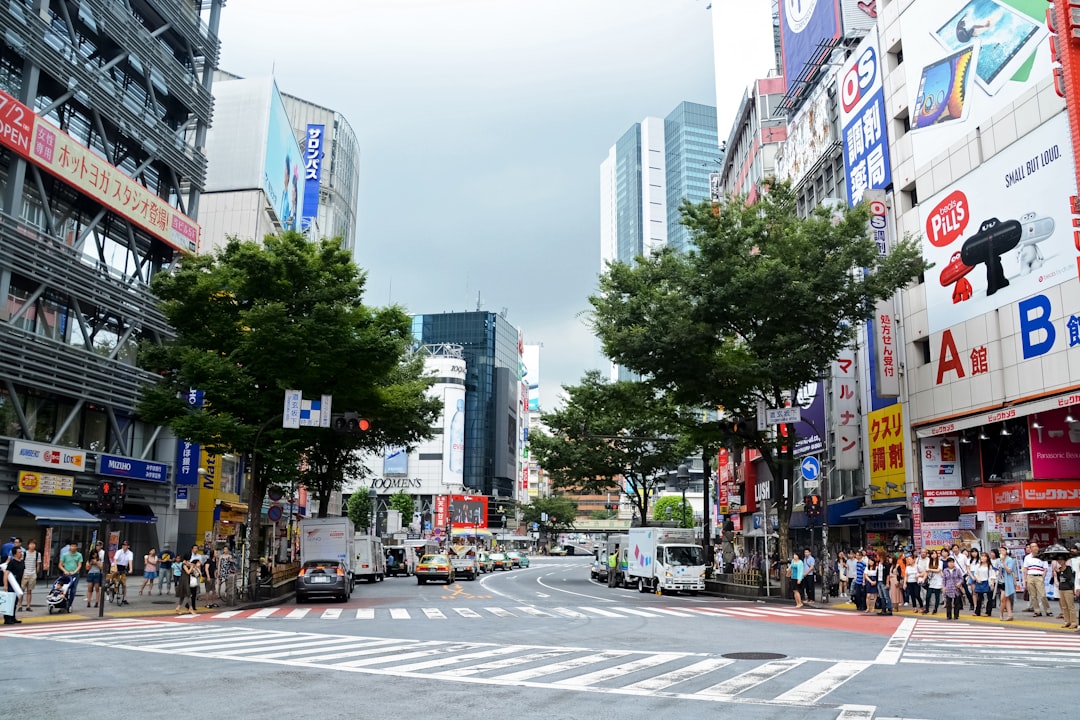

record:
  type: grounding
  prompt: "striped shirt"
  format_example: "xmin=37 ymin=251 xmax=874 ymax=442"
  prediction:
xmin=1022 ymin=555 xmax=1047 ymax=577
xmin=854 ymin=560 xmax=866 ymax=585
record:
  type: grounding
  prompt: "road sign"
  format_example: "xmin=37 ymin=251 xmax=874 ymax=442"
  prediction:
xmin=757 ymin=400 xmax=767 ymax=431
xmin=800 ymin=456 xmax=821 ymax=481
xmin=766 ymin=407 xmax=801 ymax=425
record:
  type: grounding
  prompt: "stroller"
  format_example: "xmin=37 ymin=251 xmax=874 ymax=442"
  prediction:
xmin=47 ymin=575 xmax=75 ymax=614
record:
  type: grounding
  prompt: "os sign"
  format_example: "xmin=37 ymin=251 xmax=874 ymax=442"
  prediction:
xmin=841 ymin=44 xmax=878 ymax=115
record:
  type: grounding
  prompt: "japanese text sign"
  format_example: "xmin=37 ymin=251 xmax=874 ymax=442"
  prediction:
xmin=839 ymin=28 xmax=891 ymax=206
xmin=868 ymin=404 xmax=906 ymax=501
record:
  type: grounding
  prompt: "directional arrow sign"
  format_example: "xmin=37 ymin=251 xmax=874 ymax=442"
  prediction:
xmin=801 ymin=456 xmax=821 ymax=482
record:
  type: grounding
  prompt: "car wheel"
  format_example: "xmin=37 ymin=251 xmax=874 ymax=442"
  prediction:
xmin=638 ymin=578 xmax=648 ymax=593
xmin=296 ymin=594 xmax=306 ymax=603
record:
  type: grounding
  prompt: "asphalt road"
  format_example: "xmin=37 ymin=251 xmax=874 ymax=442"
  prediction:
xmin=3 ymin=556 xmax=1077 ymax=720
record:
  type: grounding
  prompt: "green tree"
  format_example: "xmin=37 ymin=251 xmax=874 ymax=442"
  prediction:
xmin=138 ymin=232 xmax=440 ymax=593
xmin=518 ymin=495 xmax=578 ymax=540
xmin=347 ymin=490 xmax=375 ymax=533
xmin=652 ymin=495 xmax=693 ymax=528
xmin=388 ymin=491 xmax=415 ymax=525
xmin=529 ymin=371 xmax=688 ymax=527
xmin=590 ymin=182 xmax=928 ymax=578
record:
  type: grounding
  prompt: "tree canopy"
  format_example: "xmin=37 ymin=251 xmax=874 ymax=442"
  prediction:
xmin=652 ymin=495 xmax=692 ymax=529
xmin=589 ymin=182 xmax=929 ymax=569
xmin=528 ymin=370 xmax=689 ymax=527
xmin=517 ymin=495 xmax=579 ymax=540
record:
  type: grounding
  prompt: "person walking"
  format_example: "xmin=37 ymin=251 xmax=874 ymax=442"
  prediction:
xmin=971 ymin=552 xmax=993 ymax=616
xmin=183 ymin=558 xmax=202 ymax=615
xmin=942 ymin=556 xmax=966 ymax=620
xmin=173 ymin=558 xmax=187 ymax=613
xmin=1 ymin=557 xmax=22 ymax=625
xmin=1023 ymin=543 xmax=1051 ymax=616
xmin=5 ymin=548 xmax=25 ymax=614
xmin=203 ymin=548 xmax=219 ymax=608
xmin=84 ymin=550 xmax=104 ymax=607
xmin=19 ymin=540 xmax=40 ymax=612
xmin=790 ymin=551 xmax=806 ymax=609
xmin=905 ymin=552 xmax=923 ymax=612
xmin=139 ymin=548 xmax=159 ymax=596
xmin=923 ymin=551 xmax=943 ymax=615
xmin=57 ymin=541 xmax=82 ymax=610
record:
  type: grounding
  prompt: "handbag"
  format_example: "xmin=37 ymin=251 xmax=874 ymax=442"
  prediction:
xmin=975 ymin=580 xmax=990 ymax=593
xmin=0 ymin=590 xmax=16 ymax=615
xmin=189 ymin=573 xmax=199 ymax=589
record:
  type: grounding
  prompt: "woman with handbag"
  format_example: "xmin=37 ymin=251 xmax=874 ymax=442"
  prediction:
xmin=183 ymin=559 xmax=202 ymax=615
xmin=971 ymin=552 xmax=993 ymax=616
xmin=923 ymin=551 xmax=943 ymax=615
xmin=864 ymin=557 xmax=879 ymax=614
xmin=1 ymin=557 xmax=22 ymax=624
xmin=905 ymin=552 xmax=923 ymax=611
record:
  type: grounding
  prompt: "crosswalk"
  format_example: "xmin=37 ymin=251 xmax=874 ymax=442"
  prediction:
xmin=900 ymin=618 xmax=1080 ymax=669
xmin=163 ymin=603 xmax=852 ymax=623
xmin=0 ymin=618 xmax=868 ymax=708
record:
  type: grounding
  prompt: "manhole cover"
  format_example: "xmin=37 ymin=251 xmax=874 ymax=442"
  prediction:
xmin=721 ymin=652 xmax=787 ymax=660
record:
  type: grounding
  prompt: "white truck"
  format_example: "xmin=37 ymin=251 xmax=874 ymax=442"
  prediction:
xmin=353 ymin=534 xmax=386 ymax=583
xmin=626 ymin=527 xmax=706 ymax=595
xmin=299 ymin=516 xmax=356 ymax=590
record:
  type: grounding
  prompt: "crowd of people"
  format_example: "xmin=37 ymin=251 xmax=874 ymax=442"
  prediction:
xmin=0 ymin=536 xmax=240 ymax=623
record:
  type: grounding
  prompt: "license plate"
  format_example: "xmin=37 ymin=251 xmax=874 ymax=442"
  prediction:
xmin=311 ymin=576 xmax=331 ymax=583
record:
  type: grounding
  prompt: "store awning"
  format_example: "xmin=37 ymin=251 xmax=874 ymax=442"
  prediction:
xmin=841 ymin=503 xmax=908 ymax=520
xmin=11 ymin=496 xmax=99 ymax=526
xmin=115 ymin=504 xmax=157 ymax=524
xmin=451 ymin=528 xmax=492 ymax=538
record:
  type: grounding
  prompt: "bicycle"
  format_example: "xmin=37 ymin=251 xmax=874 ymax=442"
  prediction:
xmin=104 ymin=572 xmax=126 ymax=606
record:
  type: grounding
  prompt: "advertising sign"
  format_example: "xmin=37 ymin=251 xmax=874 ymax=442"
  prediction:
xmin=868 ymin=404 xmax=906 ymax=501
xmin=900 ymin=0 xmax=1052 ymax=168
xmin=920 ymin=436 xmax=961 ymax=493
xmin=921 ymin=521 xmax=962 ymax=549
xmin=97 ymin=454 xmax=168 ymax=483
xmin=993 ymin=480 xmax=1080 ymax=510
xmin=0 ymin=88 xmax=200 ymax=253
xmin=383 ymin=447 xmax=409 ymax=476
xmin=301 ymin=123 xmax=325 ymax=231
xmin=775 ymin=72 xmax=836 ymax=187
xmin=1029 ymin=407 xmax=1080 ymax=479
xmin=523 ymin=344 xmax=541 ymax=413
xmin=449 ymin=495 xmax=488 ymax=528
xmin=832 ymin=349 xmax=860 ymax=469
xmin=779 ymin=0 xmax=842 ymax=93
xmin=175 ymin=388 xmax=204 ymax=487
xmin=262 ymin=84 xmax=305 ymax=232
xmin=793 ymin=381 xmax=826 ymax=456
xmin=921 ymin=113 xmax=1076 ymax=334
xmin=10 ymin=440 xmax=85 ymax=473
xmin=17 ymin=471 xmax=74 ymax=496
xmin=443 ymin=385 xmax=466 ymax=486
xmin=838 ymin=28 xmax=891 ymax=206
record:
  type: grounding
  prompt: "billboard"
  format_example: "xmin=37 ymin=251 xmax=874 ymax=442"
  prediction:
xmin=449 ymin=494 xmax=488 ymax=528
xmin=868 ymin=404 xmax=906 ymax=502
xmin=779 ymin=0 xmax=842 ymax=93
xmin=0 ymin=88 xmax=200 ymax=253
xmin=775 ymin=69 xmax=836 ymax=187
xmin=1029 ymin=408 xmax=1080 ymax=478
xmin=920 ymin=113 xmax=1076 ymax=334
xmin=900 ymin=0 xmax=1052 ymax=168
xmin=263 ymin=84 xmax=305 ymax=231
xmin=838 ymin=28 xmax=891 ymax=206
xmin=383 ymin=447 xmax=409 ymax=476
xmin=443 ymin=384 xmax=465 ymax=486
xmin=522 ymin=344 xmax=540 ymax=413
xmin=301 ymin=123 xmax=325 ymax=232
xmin=792 ymin=381 xmax=826 ymax=456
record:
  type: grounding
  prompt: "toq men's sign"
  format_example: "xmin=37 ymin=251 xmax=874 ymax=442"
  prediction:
xmin=362 ymin=478 xmax=423 ymax=491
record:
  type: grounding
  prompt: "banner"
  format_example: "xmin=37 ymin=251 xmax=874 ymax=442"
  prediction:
xmin=831 ymin=349 xmax=860 ymax=469
xmin=868 ymin=404 xmax=906 ymax=501
xmin=10 ymin=440 xmax=85 ymax=473
xmin=838 ymin=28 xmax=891 ymax=206
xmin=17 ymin=471 xmax=74 ymax=496
xmin=301 ymin=123 xmax=325 ymax=231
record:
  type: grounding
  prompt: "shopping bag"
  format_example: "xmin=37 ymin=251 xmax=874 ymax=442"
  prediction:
xmin=0 ymin=591 xmax=16 ymax=615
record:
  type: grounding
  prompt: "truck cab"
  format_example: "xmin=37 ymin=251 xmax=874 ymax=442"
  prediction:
xmin=627 ymin=528 xmax=706 ymax=594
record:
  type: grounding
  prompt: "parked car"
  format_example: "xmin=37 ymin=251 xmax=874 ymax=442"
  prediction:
xmin=477 ymin=553 xmax=495 ymax=573
xmin=490 ymin=552 xmax=512 ymax=571
xmin=416 ymin=554 xmax=455 ymax=585
xmin=296 ymin=559 xmax=351 ymax=603
xmin=549 ymin=546 xmax=568 ymax=556
xmin=507 ymin=551 xmax=529 ymax=568
xmin=590 ymin=558 xmax=609 ymax=583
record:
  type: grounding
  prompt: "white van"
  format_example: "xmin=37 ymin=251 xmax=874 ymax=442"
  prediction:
xmin=353 ymin=534 xmax=386 ymax=583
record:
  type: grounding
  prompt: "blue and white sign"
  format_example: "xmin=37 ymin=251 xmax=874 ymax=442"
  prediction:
xmin=98 ymin=454 xmax=168 ymax=483
xmin=801 ymin=456 xmax=821 ymax=482
xmin=779 ymin=0 xmax=841 ymax=94
xmin=300 ymin=123 xmax=324 ymax=232
xmin=175 ymin=486 xmax=189 ymax=510
xmin=839 ymin=27 xmax=891 ymax=206
xmin=383 ymin=447 xmax=408 ymax=476
xmin=175 ymin=388 xmax=204 ymax=487
xmin=283 ymin=390 xmax=332 ymax=429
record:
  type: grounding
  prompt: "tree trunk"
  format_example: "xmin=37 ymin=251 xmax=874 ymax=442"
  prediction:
xmin=245 ymin=455 xmax=268 ymax=600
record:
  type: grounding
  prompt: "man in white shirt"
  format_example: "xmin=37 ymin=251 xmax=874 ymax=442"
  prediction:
xmin=1022 ymin=542 xmax=1051 ymax=616
xmin=112 ymin=540 xmax=134 ymax=605
xmin=19 ymin=540 xmax=40 ymax=612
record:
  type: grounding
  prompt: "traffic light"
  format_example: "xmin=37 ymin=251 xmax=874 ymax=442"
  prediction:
xmin=730 ymin=417 xmax=757 ymax=439
xmin=805 ymin=494 xmax=822 ymax=520
xmin=97 ymin=480 xmax=127 ymax=515
xmin=332 ymin=412 xmax=371 ymax=434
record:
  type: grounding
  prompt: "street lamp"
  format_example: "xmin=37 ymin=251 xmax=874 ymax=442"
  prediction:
xmin=677 ymin=463 xmax=690 ymax=530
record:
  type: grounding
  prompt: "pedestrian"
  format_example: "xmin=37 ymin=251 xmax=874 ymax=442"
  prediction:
xmin=838 ymin=551 xmax=849 ymax=598
xmin=889 ymin=553 xmax=904 ymax=609
xmin=173 ymin=557 xmax=186 ymax=613
xmin=1052 ymin=550 xmax=1076 ymax=629
xmin=905 ymin=552 xmax=923 ymax=611
xmin=183 ymin=558 xmax=202 ymax=615
xmin=942 ymin=556 xmax=966 ymax=620
xmin=220 ymin=546 xmax=238 ymax=606
xmin=18 ymin=539 xmax=40 ymax=612
xmin=999 ymin=546 xmax=1017 ymax=621
xmin=139 ymin=548 xmax=159 ymax=596
xmin=864 ymin=556 xmax=879 ymax=613
xmin=607 ymin=545 xmax=619 ymax=588
xmin=84 ymin=549 xmax=103 ymax=607
xmin=57 ymin=541 xmax=82 ymax=609
xmin=6 ymin=548 xmax=26 ymax=611
xmin=876 ymin=555 xmax=893 ymax=616
xmin=971 ymin=552 xmax=993 ymax=616
xmin=923 ymin=550 xmax=943 ymax=615
xmin=1 ymin=557 xmax=22 ymax=624
xmin=203 ymin=548 xmax=218 ymax=608
xmin=1 ymin=537 xmax=19 ymax=562
xmin=790 ymin=551 xmax=805 ymax=609
xmin=1023 ymin=542 xmax=1051 ymax=616
xmin=852 ymin=551 xmax=867 ymax=611
xmin=158 ymin=547 xmax=174 ymax=595
xmin=1069 ymin=544 xmax=1080 ymax=633
xmin=802 ymin=549 xmax=816 ymax=603
xmin=986 ymin=550 xmax=1000 ymax=618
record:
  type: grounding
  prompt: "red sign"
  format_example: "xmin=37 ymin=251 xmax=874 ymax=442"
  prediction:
xmin=448 ymin=494 xmax=489 ymax=529
xmin=991 ymin=480 xmax=1080 ymax=511
xmin=0 ymin=92 xmax=32 ymax=155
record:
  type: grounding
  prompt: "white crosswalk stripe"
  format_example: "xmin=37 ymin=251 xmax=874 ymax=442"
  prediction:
xmin=900 ymin=618 xmax=1080 ymax=668
xmin=0 ymin=618 xmax=884 ymax=708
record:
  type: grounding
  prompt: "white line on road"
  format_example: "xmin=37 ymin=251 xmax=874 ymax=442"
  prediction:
xmin=834 ymin=705 xmax=877 ymax=720
xmin=355 ymin=608 xmax=374 ymax=620
xmin=875 ymin=617 xmax=916 ymax=665
xmin=485 ymin=607 xmax=515 ymax=617
xmin=553 ymin=653 xmax=684 ymax=687
xmin=774 ymin=661 xmax=870 ymax=704
xmin=576 ymin=606 xmax=624 ymax=618
xmin=213 ymin=610 xmax=244 ymax=619
xmin=389 ymin=608 xmax=411 ymax=619
xmin=284 ymin=608 xmax=310 ymax=619
xmin=515 ymin=606 xmax=553 ymax=617
xmin=697 ymin=658 xmax=806 ymax=697
xmin=250 ymin=608 xmax=277 ymax=619
xmin=622 ymin=657 xmax=734 ymax=692
xmin=454 ymin=607 xmax=481 ymax=618
xmin=551 ymin=607 xmax=587 ymax=618
xmin=321 ymin=609 xmax=341 ymax=620
xmin=492 ymin=650 xmax=631 ymax=682
xmin=422 ymin=608 xmax=446 ymax=619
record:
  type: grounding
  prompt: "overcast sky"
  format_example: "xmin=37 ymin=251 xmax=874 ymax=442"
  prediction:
xmin=217 ymin=0 xmax=747 ymax=411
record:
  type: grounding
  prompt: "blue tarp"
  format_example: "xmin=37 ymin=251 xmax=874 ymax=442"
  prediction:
xmin=12 ymin=496 xmax=99 ymax=526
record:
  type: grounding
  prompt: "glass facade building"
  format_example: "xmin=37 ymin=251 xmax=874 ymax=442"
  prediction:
xmin=664 ymin=101 xmax=720 ymax=253
xmin=411 ymin=312 xmax=522 ymax=502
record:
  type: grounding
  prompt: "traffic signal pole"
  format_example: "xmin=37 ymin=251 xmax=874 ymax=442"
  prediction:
xmin=98 ymin=519 xmax=109 ymax=618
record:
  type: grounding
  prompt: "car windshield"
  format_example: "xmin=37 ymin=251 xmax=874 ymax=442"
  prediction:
xmin=663 ymin=546 xmax=705 ymax=566
xmin=507 ymin=552 xmax=520 ymax=558
xmin=491 ymin=553 xmax=505 ymax=559
xmin=420 ymin=555 xmax=448 ymax=564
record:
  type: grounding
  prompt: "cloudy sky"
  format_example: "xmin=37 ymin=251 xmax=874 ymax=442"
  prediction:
xmin=216 ymin=0 xmax=769 ymax=411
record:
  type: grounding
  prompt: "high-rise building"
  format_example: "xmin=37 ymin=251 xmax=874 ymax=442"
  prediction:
xmin=197 ymin=73 xmax=360 ymax=255
xmin=0 ymin=0 xmax=224 ymax=549
xmin=410 ymin=312 xmax=524 ymax=507
xmin=664 ymin=102 xmax=721 ymax=253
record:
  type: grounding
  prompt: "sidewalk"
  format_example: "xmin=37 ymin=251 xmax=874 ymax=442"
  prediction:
xmin=7 ymin=575 xmax=272 ymax=624
xmin=827 ymin=595 xmax=1080 ymax=632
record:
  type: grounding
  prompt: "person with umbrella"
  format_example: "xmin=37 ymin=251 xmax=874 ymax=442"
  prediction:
xmin=1044 ymin=545 xmax=1076 ymax=629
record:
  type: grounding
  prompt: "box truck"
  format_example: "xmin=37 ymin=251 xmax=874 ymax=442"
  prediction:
xmin=299 ymin=517 xmax=356 ymax=590
xmin=353 ymin=534 xmax=386 ymax=583
xmin=626 ymin=527 xmax=706 ymax=594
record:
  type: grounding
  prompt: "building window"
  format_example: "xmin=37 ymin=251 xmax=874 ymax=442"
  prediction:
xmin=914 ymin=338 xmax=931 ymax=365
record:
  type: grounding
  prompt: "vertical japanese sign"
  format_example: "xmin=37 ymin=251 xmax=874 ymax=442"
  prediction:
xmin=869 ymin=188 xmax=900 ymax=398
xmin=175 ymin=388 xmax=205 ymax=487
xmin=831 ymin=349 xmax=860 ymax=470
xmin=301 ymin=123 xmax=324 ymax=232
xmin=839 ymin=27 xmax=891 ymax=206
xmin=868 ymin=404 xmax=906 ymax=502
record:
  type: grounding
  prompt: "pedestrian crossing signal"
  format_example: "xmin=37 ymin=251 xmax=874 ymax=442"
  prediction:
xmin=332 ymin=412 xmax=371 ymax=434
